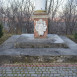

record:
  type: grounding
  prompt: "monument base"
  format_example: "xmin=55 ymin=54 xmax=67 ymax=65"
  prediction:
xmin=14 ymin=34 xmax=68 ymax=48
xmin=32 ymin=12 xmax=48 ymax=38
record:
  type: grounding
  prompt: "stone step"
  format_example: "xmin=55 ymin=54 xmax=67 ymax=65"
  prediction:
xmin=0 ymin=55 xmax=77 ymax=64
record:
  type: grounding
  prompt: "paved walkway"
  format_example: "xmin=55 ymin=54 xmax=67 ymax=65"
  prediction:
xmin=0 ymin=63 xmax=77 ymax=77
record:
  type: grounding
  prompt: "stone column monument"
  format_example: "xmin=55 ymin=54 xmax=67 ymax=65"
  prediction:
xmin=33 ymin=0 xmax=48 ymax=38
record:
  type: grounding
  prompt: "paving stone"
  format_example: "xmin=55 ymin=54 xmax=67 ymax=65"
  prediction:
xmin=14 ymin=74 xmax=18 ymax=76
xmin=26 ymin=74 xmax=31 ymax=76
xmin=49 ymin=74 xmax=54 ymax=76
xmin=23 ymin=74 xmax=26 ymax=76
xmin=38 ymin=69 xmax=41 ymax=71
xmin=73 ymin=76 xmax=77 ymax=77
xmin=42 ymin=69 xmax=46 ymax=71
xmin=69 ymin=76 xmax=73 ymax=77
xmin=25 ymin=72 xmax=29 ymax=73
xmin=37 ymin=74 xmax=42 ymax=76
xmin=39 ymin=67 xmax=43 ymax=69
xmin=16 ymin=71 xmax=20 ymax=73
xmin=73 ymin=73 xmax=76 ymax=75
xmin=15 ymin=67 xmax=18 ymax=69
xmin=45 ymin=74 xmax=50 ymax=76
xmin=29 ymin=69 xmax=35 ymax=72
xmin=35 ymin=69 xmax=38 ymax=71
xmin=50 ymin=71 xmax=57 ymax=73
xmin=43 ymin=72 xmax=48 ymax=73
xmin=64 ymin=76 xmax=69 ymax=77
xmin=36 ymin=71 xmax=41 ymax=74
xmin=54 ymin=74 xmax=60 ymax=76
xmin=33 ymin=67 xmax=36 ymax=69
xmin=31 ymin=74 xmax=37 ymax=76
xmin=41 ymin=74 xmax=45 ymax=76
xmin=7 ymin=74 xmax=13 ymax=76
xmin=36 ymin=71 xmax=43 ymax=74
xmin=29 ymin=72 xmax=35 ymax=73
xmin=6 ymin=71 xmax=12 ymax=74
xmin=0 ymin=74 xmax=2 ymax=76
xmin=69 ymin=71 xmax=73 ymax=73
xmin=27 ymin=67 xmax=32 ymax=69
xmin=24 ymin=69 xmax=28 ymax=72
xmin=18 ymin=74 xmax=22 ymax=76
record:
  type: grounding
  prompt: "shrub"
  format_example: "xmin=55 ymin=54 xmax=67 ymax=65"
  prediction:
xmin=0 ymin=23 xmax=3 ymax=38
xmin=74 ymin=33 xmax=77 ymax=39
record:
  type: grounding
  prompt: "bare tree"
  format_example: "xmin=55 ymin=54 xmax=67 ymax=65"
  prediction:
xmin=1 ymin=0 xmax=34 ymax=34
xmin=62 ymin=0 xmax=77 ymax=34
xmin=45 ymin=0 xmax=63 ymax=33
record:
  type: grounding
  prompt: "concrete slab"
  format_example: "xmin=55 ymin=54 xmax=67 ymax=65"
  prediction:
xmin=14 ymin=34 xmax=68 ymax=48
xmin=21 ymin=34 xmax=64 ymax=43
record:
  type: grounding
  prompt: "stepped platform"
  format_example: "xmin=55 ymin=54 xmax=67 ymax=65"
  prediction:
xmin=14 ymin=34 xmax=68 ymax=48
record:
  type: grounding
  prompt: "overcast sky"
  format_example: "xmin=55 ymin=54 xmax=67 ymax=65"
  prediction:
xmin=1 ymin=0 xmax=67 ymax=12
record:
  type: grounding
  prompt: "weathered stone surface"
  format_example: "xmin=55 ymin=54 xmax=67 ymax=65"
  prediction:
xmin=0 ymin=35 xmax=77 ymax=56
xmin=14 ymin=34 xmax=68 ymax=48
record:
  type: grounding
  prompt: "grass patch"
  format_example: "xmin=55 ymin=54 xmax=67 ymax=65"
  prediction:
xmin=0 ymin=34 xmax=12 ymax=45
xmin=66 ymin=35 xmax=77 ymax=43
